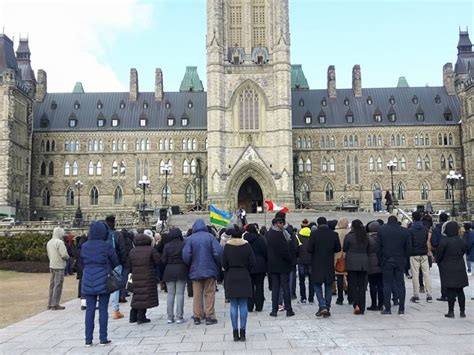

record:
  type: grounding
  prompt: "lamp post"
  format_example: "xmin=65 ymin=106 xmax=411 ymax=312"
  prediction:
xmin=162 ymin=164 xmax=172 ymax=206
xmin=387 ymin=160 xmax=397 ymax=205
xmin=446 ymin=170 xmax=463 ymax=217
xmin=74 ymin=180 xmax=83 ymax=227
xmin=138 ymin=175 xmax=150 ymax=222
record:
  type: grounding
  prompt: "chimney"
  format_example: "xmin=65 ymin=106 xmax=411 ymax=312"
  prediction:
xmin=352 ymin=65 xmax=362 ymax=97
xmin=155 ymin=68 xmax=163 ymax=101
xmin=327 ymin=65 xmax=336 ymax=98
xmin=129 ymin=68 xmax=139 ymax=102
xmin=443 ymin=63 xmax=455 ymax=95
xmin=35 ymin=69 xmax=47 ymax=102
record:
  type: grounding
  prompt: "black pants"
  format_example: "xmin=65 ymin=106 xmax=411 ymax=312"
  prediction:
xmin=248 ymin=273 xmax=265 ymax=312
xmin=291 ymin=266 xmax=297 ymax=297
xmin=368 ymin=273 xmax=384 ymax=307
xmin=130 ymin=308 xmax=147 ymax=322
xmin=382 ymin=262 xmax=406 ymax=311
xmin=348 ymin=271 xmax=368 ymax=311
xmin=270 ymin=273 xmax=292 ymax=312
xmin=298 ymin=265 xmax=314 ymax=302
xmin=447 ymin=287 xmax=465 ymax=312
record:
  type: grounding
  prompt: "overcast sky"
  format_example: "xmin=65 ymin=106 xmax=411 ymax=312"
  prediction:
xmin=1 ymin=0 xmax=472 ymax=92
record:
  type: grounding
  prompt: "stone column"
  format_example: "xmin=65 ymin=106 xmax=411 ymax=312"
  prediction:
xmin=328 ymin=65 xmax=336 ymax=98
xmin=129 ymin=68 xmax=139 ymax=102
xmin=155 ymin=68 xmax=163 ymax=101
xmin=352 ymin=64 xmax=362 ymax=97
xmin=443 ymin=63 xmax=455 ymax=95
xmin=35 ymin=69 xmax=47 ymax=102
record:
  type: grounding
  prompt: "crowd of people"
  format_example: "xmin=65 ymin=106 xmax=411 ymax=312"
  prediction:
xmin=45 ymin=211 xmax=474 ymax=346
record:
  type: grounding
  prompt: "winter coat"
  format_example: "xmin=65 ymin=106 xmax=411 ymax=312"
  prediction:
xmin=47 ymin=227 xmax=69 ymax=269
xmin=162 ymin=230 xmax=188 ymax=282
xmin=307 ymin=225 xmax=341 ymax=284
xmin=436 ymin=234 xmax=469 ymax=288
xmin=343 ymin=232 xmax=369 ymax=272
xmin=266 ymin=226 xmax=292 ymax=273
xmin=409 ymin=221 xmax=429 ymax=256
xmin=431 ymin=223 xmax=444 ymax=250
xmin=385 ymin=191 xmax=392 ymax=206
xmin=467 ymin=230 xmax=474 ymax=262
xmin=334 ymin=223 xmax=349 ymax=275
xmin=182 ymin=219 xmax=222 ymax=280
xmin=80 ymin=222 xmax=119 ymax=296
xmin=108 ymin=230 xmax=128 ymax=267
xmin=296 ymin=227 xmax=312 ymax=265
xmin=244 ymin=230 xmax=267 ymax=274
xmin=367 ymin=233 xmax=382 ymax=275
xmin=222 ymin=238 xmax=255 ymax=299
xmin=129 ymin=234 xmax=161 ymax=309
xmin=377 ymin=221 xmax=411 ymax=270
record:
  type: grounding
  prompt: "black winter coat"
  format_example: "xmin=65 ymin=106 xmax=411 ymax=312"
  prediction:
xmin=409 ymin=222 xmax=429 ymax=256
xmin=436 ymin=235 xmax=469 ymax=288
xmin=162 ymin=237 xmax=188 ymax=282
xmin=266 ymin=227 xmax=292 ymax=273
xmin=129 ymin=234 xmax=161 ymax=309
xmin=222 ymin=239 xmax=255 ymax=298
xmin=296 ymin=229 xmax=312 ymax=265
xmin=343 ymin=232 xmax=369 ymax=272
xmin=307 ymin=225 xmax=341 ymax=284
xmin=244 ymin=232 xmax=267 ymax=274
xmin=367 ymin=233 xmax=382 ymax=275
xmin=377 ymin=222 xmax=411 ymax=270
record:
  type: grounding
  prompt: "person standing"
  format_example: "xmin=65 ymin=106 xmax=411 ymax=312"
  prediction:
xmin=266 ymin=212 xmax=294 ymax=317
xmin=343 ymin=220 xmax=370 ymax=314
xmin=431 ymin=212 xmax=450 ymax=301
xmin=162 ymin=227 xmax=188 ymax=324
xmin=373 ymin=187 xmax=382 ymax=212
xmin=436 ymin=222 xmax=469 ymax=318
xmin=80 ymin=221 xmax=119 ymax=346
xmin=46 ymin=227 xmax=69 ymax=310
xmin=182 ymin=219 xmax=222 ymax=325
xmin=129 ymin=233 xmax=161 ymax=324
xmin=366 ymin=221 xmax=384 ymax=311
xmin=377 ymin=216 xmax=411 ymax=315
xmin=296 ymin=224 xmax=314 ymax=304
xmin=222 ymin=228 xmax=255 ymax=341
xmin=409 ymin=211 xmax=433 ymax=303
xmin=244 ymin=224 xmax=267 ymax=312
xmin=334 ymin=218 xmax=350 ymax=305
xmin=307 ymin=217 xmax=341 ymax=318
xmin=384 ymin=191 xmax=393 ymax=213
xmin=463 ymin=223 xmax=473 ymax=276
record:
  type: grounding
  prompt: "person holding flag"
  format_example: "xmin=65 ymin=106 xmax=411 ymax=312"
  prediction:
xmin=209 ymin=205 xmax=233 ymax=228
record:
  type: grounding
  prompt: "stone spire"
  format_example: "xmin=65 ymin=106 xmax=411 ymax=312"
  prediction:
xmin=155 ymin=68 xmax=163 ymax=101
xmin=129 ymin=68 xmax=138 ymax=102
xmin=352 ymin=65 xmax=362 ymax=97
xmin=327 ymin=65 xmax=336 ymax=98
xmin=443 ymin=63 xmax=455 ymax=95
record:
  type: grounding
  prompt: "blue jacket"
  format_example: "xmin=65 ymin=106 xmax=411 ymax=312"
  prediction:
xmin=467 ymin=230 xmax=474 ymax=262
xmin=431 ymin=222 xmax=444 ymax=249
xmin=182 ymin=219 xmax=222 ymax=280
xmin=80 ymin=222 xmax=119 ymax=295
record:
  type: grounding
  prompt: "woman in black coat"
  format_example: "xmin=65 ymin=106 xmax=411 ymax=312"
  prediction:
xmin=343 ymin=219 xmax=369 ymax=314
xmin=366 ymin=221 xmax=383 ymax=311
xmin=162 ymin=228 xmax=188 ymax=324
xmin=222 ymin=229 xmax=255 ymax=342
xmin=435 ymin=221 xmax=468 ymax=318
xmin=129 ymin=234 xmax=161 ymax=324
xmin=244 ymin=224 xmax=267 ymax=312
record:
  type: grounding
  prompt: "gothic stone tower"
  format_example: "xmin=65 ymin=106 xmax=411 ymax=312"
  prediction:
xmin=207 ymin=0 xmax=294 ymax=211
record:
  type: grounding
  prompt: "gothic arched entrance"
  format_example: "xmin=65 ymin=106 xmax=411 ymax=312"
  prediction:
xmin=238 ymin=177 xmax=263 ymax=213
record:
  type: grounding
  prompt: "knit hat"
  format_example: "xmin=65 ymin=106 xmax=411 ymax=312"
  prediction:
xmin=317 ymin=217 xmax=327 ymax=226
xmin=368 ymin=221 xmax=380 ymax=233
xmin=327 ymin=220 xmax=337 ymax=231
xmin=274 ymin=211 xmax=286 ymax=223
xmin=301 ymin=218 xmax=310 ymax=228
xmin=143 ymin=229 xmax=154 ymax=238
xmin=445 ymin=221 xmax=459 ymax=237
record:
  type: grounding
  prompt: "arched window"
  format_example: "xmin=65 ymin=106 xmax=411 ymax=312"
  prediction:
xmin=300 ymin=183 xmax=310 ymax=202
xmin=322 ymin=157 xmax=328 ymax=172
xmin=90 ymin=186 xmax=99 ymax=205
xmin=390 ymin=135 xmax=395 ymax=146
xmin=72 ymin=161 xmax=78 ymax=176
xmin=51 ymin=141 xmax=56 ymax=151
xmin=169 ymin=139 xmax=174 ymax=150
xmin=401 ymin=134 xmax=406 ymax=146
xmin=396 ymin=134 xmax=401 ymax=146
xmin=112 ymin=140 xmax=117 ymax=151
xmin=120 ymin=161 xmax=125 ymax=175
xmin=325 ymin=182 xmax=334 ymax=201
xmin=122 ymin=140 xmax=128 ymax=151
xmin=302 ymin=137 xmax=306 ymax=149
xmin=448 ymin=133 xmax=453 ymax=145
xmin=298 ymin=158 xmax=304 ymax=173
xmin=400 ymin=156 xmax=407 ymax=171
xmin=146 ymin=139 xmax=150 ymax=151
xmin=346 ymin=156 xmax=352 ymax=184
xmin=40 ymin=162 xmax=46 ymax=176
xmin=192 ymin=138 xmax=197 ymax=151
xmin=320 ymin=136 xmax=325 ymax=148
xmin=135 ymin=139 xmax=140 ymax=151
xmin=305 ymin=158 xmax=312 ymax=172
xmin=414 ymin=134 xmax=419 ymax=146
xmin=420 ymin=134 xmax=425 ymax=146
xmin=98 ymin=140 xmax=103 ymax=151
xmin=239 ymin=86 xmax=260 ymax=130
xmin=369 ymin=156 xmax=375 ymax=171
xmin=296 ymin=137 xmax=301 ymax=148
xmin=187 ymin=139 xmax=192 ymax=151
xmin=376 ymin=156 xmax=383 ymax=171
xmin=141 ymin=139 xmax=146 ymax=151
xmin=424 ymin=155 xmax=431 ymax=170
xmin=425 ymin=134 xmax=430 ymax=146
xmin=438 ymin=133 xmax=443 ymax=146
xmin=41 ymin=140 xmax=45 ymax=152
xmin=64 ymin=161 xmax=70 ymax=176
xmin=160 ymin=139 xmax=165 ymax=151
xmin=377 ymin=135 xmax=382 ymax=147
xmin=66 ymin=188 xmax=74 ymax=206
xmin=185 ymin=185 xmax=195 ymax=204
xmin=421 ymin=182 xmax=429 ymax=200
xmin=96 ymin=161 xmax=102 ymax=176
xmin=329 ymin=158 xmax=335 ymax=172
xmin=88 ymin=161 xmax=94 ymax=176
xmin=112 ymin=161 xmax=118 ymax=176
xmin=443 ymin=134 xmax=448 ymax=145
xmin=114 ymin=186 xmax=123 ymax=205
xmin=182 ymin=139 xmax=186 ymax=150
xmin=161 ymin=186 xmax=171 ymax=205
xmin=46 ymin=140 xmax=50 ymax=152
xmin=349 ymin=135 xmax=354 ymax=147
xmin=42 ymin=188 xmax=51 ymax=206
xmin=167 ymin=160 xmax=173 ymax=174
xmin=354 ymin=135 xmax=359 ymax=147
xmin=416 ymin=156 xmax=422 ymax=170
xmin=344 ymin=136 xmax=348 ymax=147
xmin=205 ymin=138 xmax=208 ymax=150
xmin=440 ymin=155 xmax=446 ymax=170
xmin=393 ymin=157 xmax=398 ymax=171
xmin=330 ymin=136 xmax=335 ymax=147
xmin=367 ymin=135 xmax=372 ymax=147
xmin=397 ymin=182 xmax=406 ymax=201
xmin=183 ymin=159 xmax=190 ymax=175
xmin=191 ymin=159 xmax=198 ymax=174
xmin=448 ymin=154 xmax=454 ymax=169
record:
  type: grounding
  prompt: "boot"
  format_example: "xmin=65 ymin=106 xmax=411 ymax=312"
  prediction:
xmin=460 ymin=311 xmax=466 ymax=318
xmin=233 ymin=329 xmax=240 ymax=342
xmin=112 ymin=310 xmax=124 ymax=320
xmin=137 ymin=309 xmax=151 ymax=324
xmin=129 ymin=309 xmax=137 ymax=323
xmin=239 ymin=329 xmax=246 ymax=342
xmin=444 ymin=311 xmax=455 ymax=318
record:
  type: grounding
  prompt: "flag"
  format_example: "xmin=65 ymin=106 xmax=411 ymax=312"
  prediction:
xmin=264 ymin=200 xmax=289 ymax=213
xmin=209 ymin=205 xmax=233 ymax=227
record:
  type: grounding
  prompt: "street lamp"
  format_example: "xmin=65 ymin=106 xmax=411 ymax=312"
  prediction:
xmin=74 ymin=180 xmax=84 ymax=226
xmin=446 ymin=170 xmax=463 ymax=217
xmin=162 ymin=164 xmax=172 ymax=206
xmin=387 ymin=160 xmax=397 ymax=205
xmin=138 ymin=175 xmax=150 ymax=222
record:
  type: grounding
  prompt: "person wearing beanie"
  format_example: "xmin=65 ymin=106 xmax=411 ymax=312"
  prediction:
xmin=46 ymin=227 xmax=69 ymax=310
xmin=222 ymin=228 xmax=255 ymax=341
xmin=436 ymin=221 xmax=468 ymax=318
xmin=80 ymin=221 xmax=119 ymax=346
xmin=334 ymin=218 xmax=350 ymax=305
xmin=431 ymin=212 xmax=450 ymax=301
xmin=301 ymin=219 xmax=310 ymax=229
xmin=367 ymin=221 xmax=383 ymax=311
xmin=296 ymin=226 xmax=313 ymax=304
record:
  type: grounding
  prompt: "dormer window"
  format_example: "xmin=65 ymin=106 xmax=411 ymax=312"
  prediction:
xmin=344 ymin=97 xmax=350 ymax=106
xmin=165 ymin=101 xmax=171 ymax=109
xmin=388 ymin=113 xmax=397 ymax=122
xmin=321 ymin=98 xmax=327 ymax=107
xmin=299 ymin=98 xmax=305 ymax=107
xmin=69 ymin=118 xmax=77 ymax=127
xmin=412 ymin=96 xmax=418 ymax=104
xmin=97 ymin=113 xmax=106 ymax=127
xmin=143 ymin=101 xmax=149 ymax=109
xmin=346 ymin=114 xmax=354 ymax=123
xmin=435 ymin=95 xmax=441 ymax=104
xmin=444 ymin=107 xmax=453 ymax=121
xmin=40 ymin=113 xmax=49 ymax=128
xmin=374 ymin=114 xmax=382 ymax=122
xmin=168 ymin=114 xmax=175 ymax=127
xmin=97 ymin=101 xmax=103 ymax=110
xmin=319 ymin=115 xmax=326 ymax=124
xmin=304 ymin=111 xmax=312 ymax=124
xmin=139 ymin=114 xmax=148 ymax=127
xmin=389 ymin=96 xmax=395 ymax=105
xmin=51 ymin=101 xmax=57 ymax=110
xmin=187 ymin=100 xmax=193 ymax=109
xmin=119 ymin=101 xmax=126 ymax=109
xmin=111 ymin=115 xmax=120 ymax=127
xmin=182 ymin=113 xmax=189 ymax=126
xmin=416 ymin=113 xmax=425 ymax=122
xmin=74 ymin=101 xmax=80 ymax=110
xmin=367 ymin=97 xmax=373 ymax=105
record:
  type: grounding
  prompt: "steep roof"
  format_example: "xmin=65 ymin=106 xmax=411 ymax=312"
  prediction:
xmin=0 ymin=34 xmax=18 ymax=74
xmin=291 ymin=65 xmax=309 ymax=90
xmin=72 ymin=82 xmax=85 ymax=93
xmin=179 ymin=66 xmax=204 ymax=92
xmin=397 ymin=77 xmax=409 ymax=88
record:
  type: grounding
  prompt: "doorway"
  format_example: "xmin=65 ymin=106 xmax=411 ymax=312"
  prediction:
xmin=237 ymin=177 xmax=263 ymax=213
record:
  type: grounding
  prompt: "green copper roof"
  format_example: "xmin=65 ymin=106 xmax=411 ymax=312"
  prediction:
xmin=291 ymin=64 xmax=309 ymax=90
xmin=397 ymin=76 xmax=410 ymax=88
xmin=72 ymin=82 xmax=85 ymax=93
xmin=180 ymin=66 xmax=204 ymax=92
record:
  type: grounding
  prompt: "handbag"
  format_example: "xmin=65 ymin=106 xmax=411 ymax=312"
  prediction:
xmin=335 ymin=256 xmax=346 ymax=273
xmin=125 ymin=273 xmax=133 ymax=293
xmin=106 ymin=269 xmax=122 ymax=294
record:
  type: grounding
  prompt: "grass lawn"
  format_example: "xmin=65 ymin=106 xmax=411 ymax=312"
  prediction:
xmin=0 ymin=270 xmax=78 ymax=328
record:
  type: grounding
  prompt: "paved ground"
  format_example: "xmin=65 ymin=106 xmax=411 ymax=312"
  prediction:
xmin=1 ymin=265 xmax=473 ymax=354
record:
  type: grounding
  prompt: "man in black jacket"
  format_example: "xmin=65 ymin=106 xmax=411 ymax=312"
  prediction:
xmin=431 ymin=212 xmax=449 ymax=301
xmin=377 ymin=215 xmax=411 ymax=315
xmin=266 ymin=212 xmax=294 ymax=317
xmin=409 ymin=212 xmax=432 ymax=303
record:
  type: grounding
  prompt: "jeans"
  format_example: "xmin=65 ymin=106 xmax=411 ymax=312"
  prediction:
xmin=248 ymin=273 xmax=265 ymax=311
xmin=382 ymin=262 xmax=406 ymax=311
xmin=375 ymin=198 xmax=382 ymax=212
xmin=314 ymin=282 xmax=333 ymax=310
xmin=467 ymin=259 xmax=472 ymax=273
xmin=410 ymin=255 xmax=432 ymax=297
xmin=270 ymin=273 xmax=292 ymax=312
xmin=230 ymin=297 xmax=248 ymax=330
xmin=48 ymin=269 xmax=65 ymax=307
xmin=166 ymin=280 xmax=186 ymax=319
xmin=298 ymin=264 xmax=314 ymax=301
xmin=368 ymin=273 xmax=384 ymax=307
xmin=348 ymin=271 xmax=368 ymax=311
xmin=85 ymin=293 xmax=110 ymax=343
xmin=110 ymin=265 xmax=123 ymax=311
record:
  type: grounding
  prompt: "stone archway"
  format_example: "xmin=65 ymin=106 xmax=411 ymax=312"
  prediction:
xmin=238 ymin=177 xmax=263 ymax=213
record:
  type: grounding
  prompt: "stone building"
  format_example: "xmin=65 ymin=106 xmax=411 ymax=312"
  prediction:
xmin=0 ymin=1 xmax=473 ymax=221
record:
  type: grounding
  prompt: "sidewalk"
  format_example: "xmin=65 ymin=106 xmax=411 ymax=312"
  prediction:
xmin=1 ymin=266 xmax=473 ymax=354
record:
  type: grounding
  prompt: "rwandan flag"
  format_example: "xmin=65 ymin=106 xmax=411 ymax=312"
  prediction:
xmin=209 ymin=205 xmax=233 ymax=227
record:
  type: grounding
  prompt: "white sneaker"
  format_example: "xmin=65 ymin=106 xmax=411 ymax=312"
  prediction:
xmin=468 ymin=272 xmax=472 ymax=277
xmin=167 ymin=317 xmax=175 ymax=324
xmin=175 ymin=317 xmax=185 ymax=324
